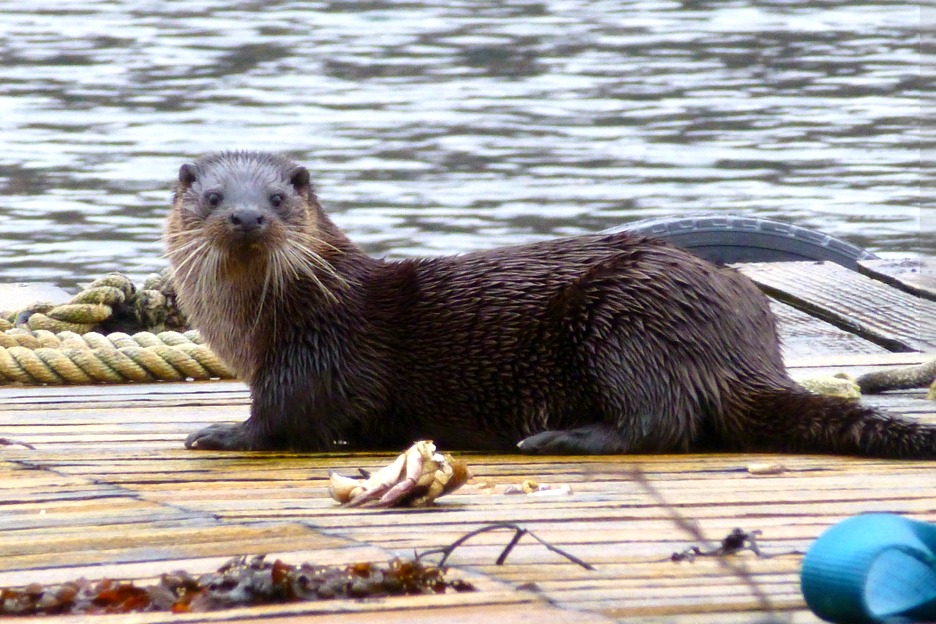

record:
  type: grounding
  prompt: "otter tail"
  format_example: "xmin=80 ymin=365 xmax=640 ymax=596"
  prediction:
xmin=727 ymin=388 xmax=936 ymax=459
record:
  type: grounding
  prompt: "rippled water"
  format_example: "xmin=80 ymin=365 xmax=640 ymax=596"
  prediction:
xmin=0 ymin=0 xmax=925 ymax=289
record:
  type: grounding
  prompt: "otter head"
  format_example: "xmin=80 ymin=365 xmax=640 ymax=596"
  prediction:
xmin=169 ymin=151 xmax=317 ymax=258
xmin=165 ymin=152 xmax=347 ymax=343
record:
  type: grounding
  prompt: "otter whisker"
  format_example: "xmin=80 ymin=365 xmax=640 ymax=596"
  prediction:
xmin=193 ymin=248 xmax=221 ymax=303
xmin=164 ymin=236 xmax=207 ymax=261
xmin=163 ymin=229 xmax=200 ymax=242
xmin=268 ymin=251 xmax=285 ymax=341
xmin=288 ymin=238 xmax=348 ymax=289
xmin=281 ymin=250 xmax=303 ymax=291
xmin=284 ymin=238 xmax=333 ymax=275
xmin=165 ymin=233 xmax=205 ymax=253
xmin=176 ymin=242 xmax=212 ymax=276
xmin=289 ymin=231 xmax=346 ymax=267
xmin=282 ymin=244 xmax=338 ymax=303
xmin=251 ymin=254 xmax=275 ymax=335
xmin=292 ymin=231 xmax=345 ymax=256
xmin=286 ymin=248 xmax=337 ymax=303
xmin=290 ymin=248 xmax=341 ymax=302
xmin=169 ymin=240 xmax=212 ymax=281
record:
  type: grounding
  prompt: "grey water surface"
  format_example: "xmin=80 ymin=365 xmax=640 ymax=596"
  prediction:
xmin=0 ymin=0 xmax=925 ymax=290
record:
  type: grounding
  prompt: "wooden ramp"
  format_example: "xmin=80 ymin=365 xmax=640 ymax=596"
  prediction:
xmin=1 ymin=259 xmax=935 ymax=623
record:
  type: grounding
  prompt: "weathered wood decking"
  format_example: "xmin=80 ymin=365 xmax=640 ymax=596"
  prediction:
xmin=1 ymin=259 xmax=934 ymax=623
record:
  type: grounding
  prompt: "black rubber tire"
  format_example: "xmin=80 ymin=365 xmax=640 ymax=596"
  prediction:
xmin=606 ymin=213 xmax=877 ymax=270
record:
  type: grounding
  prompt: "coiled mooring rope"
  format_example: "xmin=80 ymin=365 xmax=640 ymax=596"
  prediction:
xmin=0 ymin=271 xmax=234 ymax=385
xmin=0 ymin=329 xmax=234 ymax=385
xmin=1 ymin=271 xmax=185 ymax=336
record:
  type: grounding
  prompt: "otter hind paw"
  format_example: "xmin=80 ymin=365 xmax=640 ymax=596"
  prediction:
xmin=184 ymin=423 xmax=253 ymax=450
xmin=517 ymin=424 xmax=626 ymax=455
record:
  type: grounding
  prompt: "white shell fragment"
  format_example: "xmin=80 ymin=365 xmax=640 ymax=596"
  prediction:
xmin=747 ymin=462 xmax=787 ymax=475
xmin=503 ymin=479 xmax=573 ymax=496
xmin=328 ymin=440 xmax=471 ymax=508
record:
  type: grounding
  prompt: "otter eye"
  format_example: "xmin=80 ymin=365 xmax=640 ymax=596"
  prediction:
xmin=205 ymin=192 xmax=223 ymax=208
xmin=269 ymin=193 xmax=284 ymax=208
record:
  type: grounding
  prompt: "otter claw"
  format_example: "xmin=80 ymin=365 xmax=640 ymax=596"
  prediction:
xmin=517 ymin=430 xmax=569 ymax=454
xmin=518 ymin=424 xmax=626 ymax=455
xmin=185 ymin=423 xmax=252 ymax=450
xmin=329 ymin=441 xmax=471 ymax=508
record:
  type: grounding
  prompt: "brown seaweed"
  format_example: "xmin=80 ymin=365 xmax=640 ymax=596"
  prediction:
xmin=0 ymin=555 xmax=474 ymax=617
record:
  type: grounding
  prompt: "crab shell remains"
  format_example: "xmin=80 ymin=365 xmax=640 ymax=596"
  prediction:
xmin=328 ymin=441 xmax=472 ymax=508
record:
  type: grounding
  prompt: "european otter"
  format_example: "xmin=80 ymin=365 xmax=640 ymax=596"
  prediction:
xmin=164 ymin=151 xmax=936 ymax=458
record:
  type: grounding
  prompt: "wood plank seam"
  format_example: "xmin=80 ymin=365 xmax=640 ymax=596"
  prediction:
xmin=857 ymin=259 xmax=936 ymax=302
xmin=1 ymin=455 xmax=224 ymax=530
xmin=753 ymin=281 xmax=913 ymax=352
xmin=738 ymin=262 xmax=936 ymax=352
xmin=3 ymin=455 xmax=600 ymax=622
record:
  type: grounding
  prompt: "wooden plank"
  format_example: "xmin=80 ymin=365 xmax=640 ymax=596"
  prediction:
xmin=0 ymin=497 xmax=204 ymax=532
xmin=6 ymin=442 xmax=935 ymax=479
xmin=769 ymin=300 xmax=888 ymax=358
xmin=0 ymin=381 xmax=249 ymax=406
xmin=786 ymin=350 xmax=932 ymax=370
xmin=858 ymin=257 xmax=936 ymax=300
xmin=2 ymin=354 xmax=935 ymax=623
xmin=17 ymin=593 xmax=612 ymax=624
xmin=624 ymin=610 xmax=819 ymax=623
xmin=0 ymin=523 xmax=342 ymax=559
xmin=738 ymin=261 xmax=936 ymax=352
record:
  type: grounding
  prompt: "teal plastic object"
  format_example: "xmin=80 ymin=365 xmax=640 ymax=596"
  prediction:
xmin=801 ymin=513 xmax=936 ymax=623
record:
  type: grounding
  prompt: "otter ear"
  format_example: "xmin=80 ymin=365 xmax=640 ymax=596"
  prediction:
xmin=289 ymin=166 xmax=311 ymax=194
xmin=178 ymin=163 xmax=197 ymax=188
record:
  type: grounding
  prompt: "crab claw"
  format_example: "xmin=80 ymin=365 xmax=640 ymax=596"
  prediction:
xmin=327 ymin=471 xmax=365 ymax=502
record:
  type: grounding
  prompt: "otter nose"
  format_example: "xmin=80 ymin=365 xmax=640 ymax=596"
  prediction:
xmin=228 ymin=208 xmax=266 ymax=234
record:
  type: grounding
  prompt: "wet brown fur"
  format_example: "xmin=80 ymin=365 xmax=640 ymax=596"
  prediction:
xmin=165 ymin=151 xmax=936 ymax=458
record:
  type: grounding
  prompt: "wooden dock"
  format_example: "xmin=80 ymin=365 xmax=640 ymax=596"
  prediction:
xmin=1 ymin=259 xmax=934 ymax=623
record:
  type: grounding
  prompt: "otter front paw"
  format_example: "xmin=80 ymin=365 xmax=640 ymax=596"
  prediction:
xmin=185 ymin=423 xmax=254 ymax=450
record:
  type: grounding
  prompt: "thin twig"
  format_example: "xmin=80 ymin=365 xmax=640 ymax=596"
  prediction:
xmin=0 ymin=437 xmax=36 ymax=450
xmin=623 ymin=465 xmax=778 ymax=616
xmin=418 ymin=522 xmax=595 ymax=570
xmin=495 ymin=525 xmax=527 ymax=565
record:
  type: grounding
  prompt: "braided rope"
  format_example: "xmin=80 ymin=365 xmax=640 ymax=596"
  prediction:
xmin=0 ymin=329 xmax=234 ymax=385
xmin=0 ymin=272 xmax=237 ymax=385
xmin=1 ymin=271 xmax=184 ymax=336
